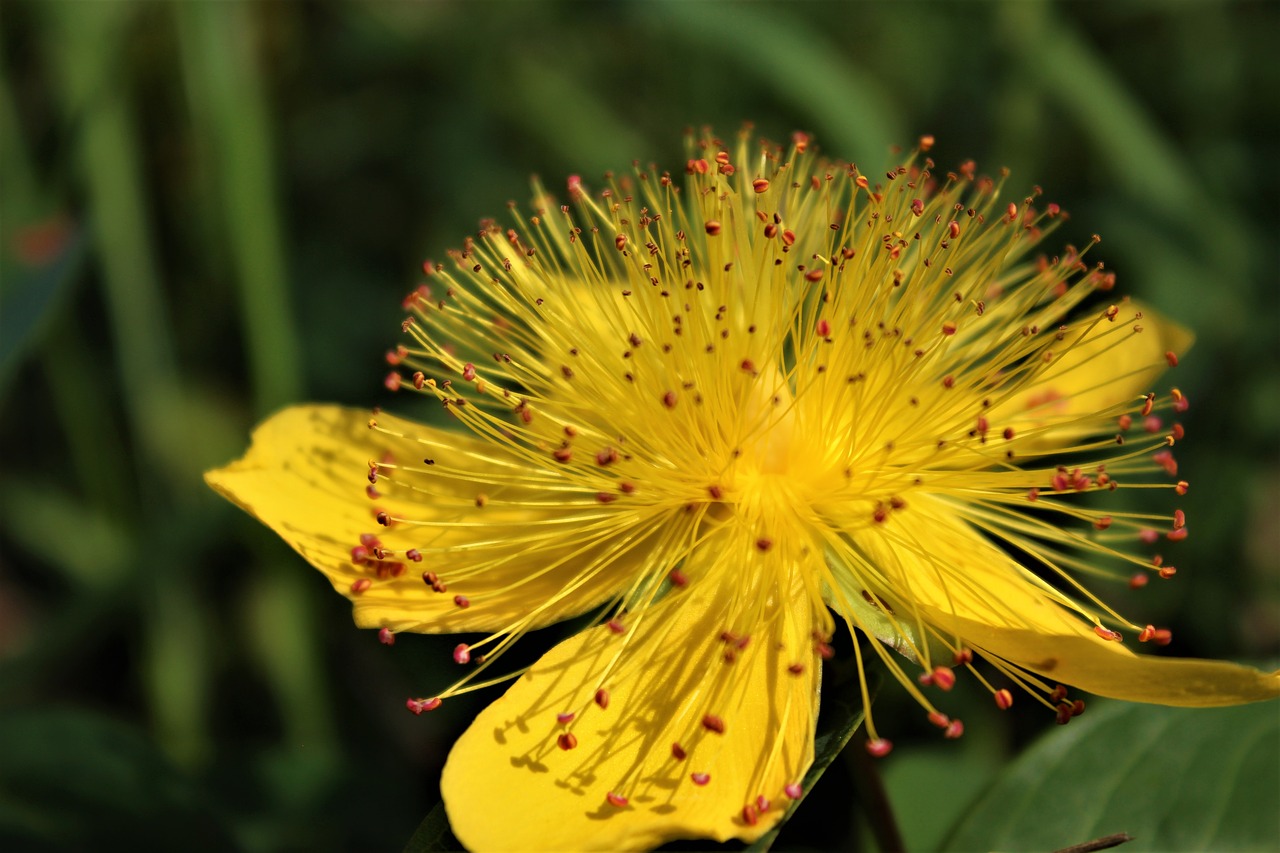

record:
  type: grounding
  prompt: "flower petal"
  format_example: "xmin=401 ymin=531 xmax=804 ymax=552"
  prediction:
xmin=440 ymin=555 xmax=820 ymax=851
xmin=998 ymin=301 xmax=1192 ymax=430
xmin=847 ymin=495 xmax=1280 ymax=706
xmin=205 ymin=405 xmax=638 ymax=633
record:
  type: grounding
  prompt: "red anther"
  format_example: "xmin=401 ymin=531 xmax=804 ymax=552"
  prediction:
xmin=378 ymin=627 xmax=395 ymax=645
xmin=351 ymin=546 xmax=370 ymax=565
xmin=350 ymin=578 xmax=372 ymax=594
xmin=1138 ymin=625 xmax=1156 ymax=643
xmin=1167 ymin=528 xmax=1188 ymax=542
xmin=594 ymin=688 xmax=610 ymax=709
xmin=944 ymin=720 xmax=965 ymax=739
xmin=614 ymin=234 xmax=627 ymax=251
xmin=804 ymin=269 xmax=824 ymax=283
xmin=1046 ymin=202 xmax=1061 ymax=217
xmin=928 ymin=711 xmax=950 ymax=728
xmin=1152 ymin=628 xmax=1173 ymax=646
xmin=410 ymin=371 xmax=425 ymax=391
xmin=976 ymin=415 xmax=989 ymax=437
xmin=1129 ymin=573 xmax=1149 ymax=589
xmin=552 ymin=447 xmax=573 ymax=463
xmin=1153 ymin=449 xmax=1178 ymax=476
xmin=422 ymin=571 xmax=438 ymax=586
xmin=782 ymin=229 xmax=796 ymax=246
xmin=756 ymin=795 xmax=771 ymax=812
xmin=595 ymin=447 xmax=619 ymax=466
xmin=741 ymin=804 xmax=759 ymax=826
xmin=788 ymin=663 xmax=805 ymax=675
xmin=1138 ymin=528 xmax=1159 ymax=544
xmin=376 ymin=511 xmax=391 ymax=526
xmin=606 ymin=792 xmax=629 ymax=808
xmin=595 ymin=492 xmax=616 ymax=504
xmin=784 ymin=783 xmax=803 ymax=800
xmin=1094 ymin=516 xmax=1113 ymax=531
xmin=607 ymin=619 xmax=626 ymax=634
xmin=384 ymin=372 xmax=402 ymax=391
xmin=872 ymin=506 xmax=888 ymax=524
xmin=705 ymin=220 xmax=722 ymax=236
xmin=556 ymin=712 xmax=575 ymax=724
xmin=707 ymin=484 xmax=724 ymax=500
xmin=1165 ymin=351 xmax=1179 ymax=367
xmin=453 ymin=595 xmax=470 ymax=608
xmin=948 ymin=220 xmax=961 ymax=238
xmin=619 ymin=481 xmax=636 ymax=494
xmin=1050 ymin=685 xmax=1069 ymax=704
xmin=702 ymin=714 xmax=726 ymax=734
xmin=1158 ymin=566 xmax=1177 ymax=579
xmin=752 ymin=179 xmax=770 ymax=193
xmin=1144 ymin=416 xmax=1163 ymax=433
xmin=431 ymin=580 xmax=448 ymax=593
xmin=1172 ymin=389 xmax=1189 ymax=412
xmin=557 ymin=733 xmax=578 ymax=751
xmin=1027 ymin=488 xmax=1040 ymax=502
xmin=453 ymin=644 xmax=471 ymax=665
xmin=1172 ymin=424 xmax=1185 ymax=441
xmin=668 ymin=569 xmax=688 ymax=587
xmin=1071 ymin=700 xmax=1086 ymax=717
xmin=360 ymin=533 xmax=381 ymax=548
xmin=406 ymin=696 xmax=441 ymax=715
xmin=755 ymin=537 xmax=773 ymax=552
xmin=865 ymin=738 xmax=893 ymax=758
xmin=1141 ymin=394 xmax=1155 ymax=417
xmin=691 ymin=772 xmax=710 ymax=786
xmin=1003 ymin=426 xmax=1016 ymax=440
xmin=994 ymin=689 xmax=1014 ymax=710
xmin=671 ymin=742 xmax=687 ymax=760
xmin=953 ymin=648 xmax=973 ymax=665
xmin=910 ymin=198 xmax=925 ymax=216
xmin=567 ymin=174 xmax=583 ymax=195
xmin=942 ymin=320 xmax=958 ymax=336
xmin=816 ymin=318 xmax=832 ymax=338
xmin=662 ymin=390 xmax=678 ymax=408
xmin=1173 ymin=509 xmax=1186 ymax=530
xmin=1005 ymin=202 xmax=1019 ymax=221
xmin=815 ymin=641 xmax=835 ymax=660
xmin=1052 ymin=472 xmax=1069 ymax=492
xmin=917 ymin=671 xmax=934 ymax=687
xmin=365 ymin=484 xmax=380 ymax=500
xmin=943 ymin=375 xmax=955 ymax=388
xmin=461 ymin=362 xmax=476 ymax=382
xmin=1093 ymin=625 xmax=1122 ymax=642
xmin=931 ymin=666 xmax=956 ymax=691
xmin=1055 ymin=703 xmax=1073 ymax=725
xmin=405 ymin=549 xmax=422 ymax=562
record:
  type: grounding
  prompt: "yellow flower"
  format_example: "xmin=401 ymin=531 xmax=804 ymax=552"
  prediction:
xmin=207 ymin=128 xmax=1279 ymax=851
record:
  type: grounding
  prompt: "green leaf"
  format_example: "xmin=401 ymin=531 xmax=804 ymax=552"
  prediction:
xmin=0 ymin=707 xmax=236 ymax=852
xmin=942 ymin=699 xmax=1280 ymax=852
xmin=402 ymin=800 xmax=462 ymax=853
xmin=0 ymin=226 xmax=85 ymax=390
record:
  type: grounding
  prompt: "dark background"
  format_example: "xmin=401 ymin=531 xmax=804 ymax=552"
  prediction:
xmin=2 ymin=1 xmax=1277 ymax=850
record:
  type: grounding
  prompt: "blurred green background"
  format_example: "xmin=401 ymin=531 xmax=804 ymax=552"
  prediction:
xmin=2 ymin=1 xmax=1278 ymax=851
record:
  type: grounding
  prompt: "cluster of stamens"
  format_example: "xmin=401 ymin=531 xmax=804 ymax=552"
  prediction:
xmin=348 ymin=127 xmax=1191 ymax=819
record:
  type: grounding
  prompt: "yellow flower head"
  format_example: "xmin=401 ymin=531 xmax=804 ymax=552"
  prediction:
xmin=207 ymin=128 xmax=1279 ymax=851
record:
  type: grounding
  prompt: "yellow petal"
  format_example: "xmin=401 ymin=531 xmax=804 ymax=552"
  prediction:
xmin=441 ymin=552 xmax=820 ymax=851
xmin=205 ymin=405 xmax=636 ymax=633
xmin=997 ymin=301 xmax=1192 ymax=431
xmin=850 ymin=495 xmax=1280 ymax=706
